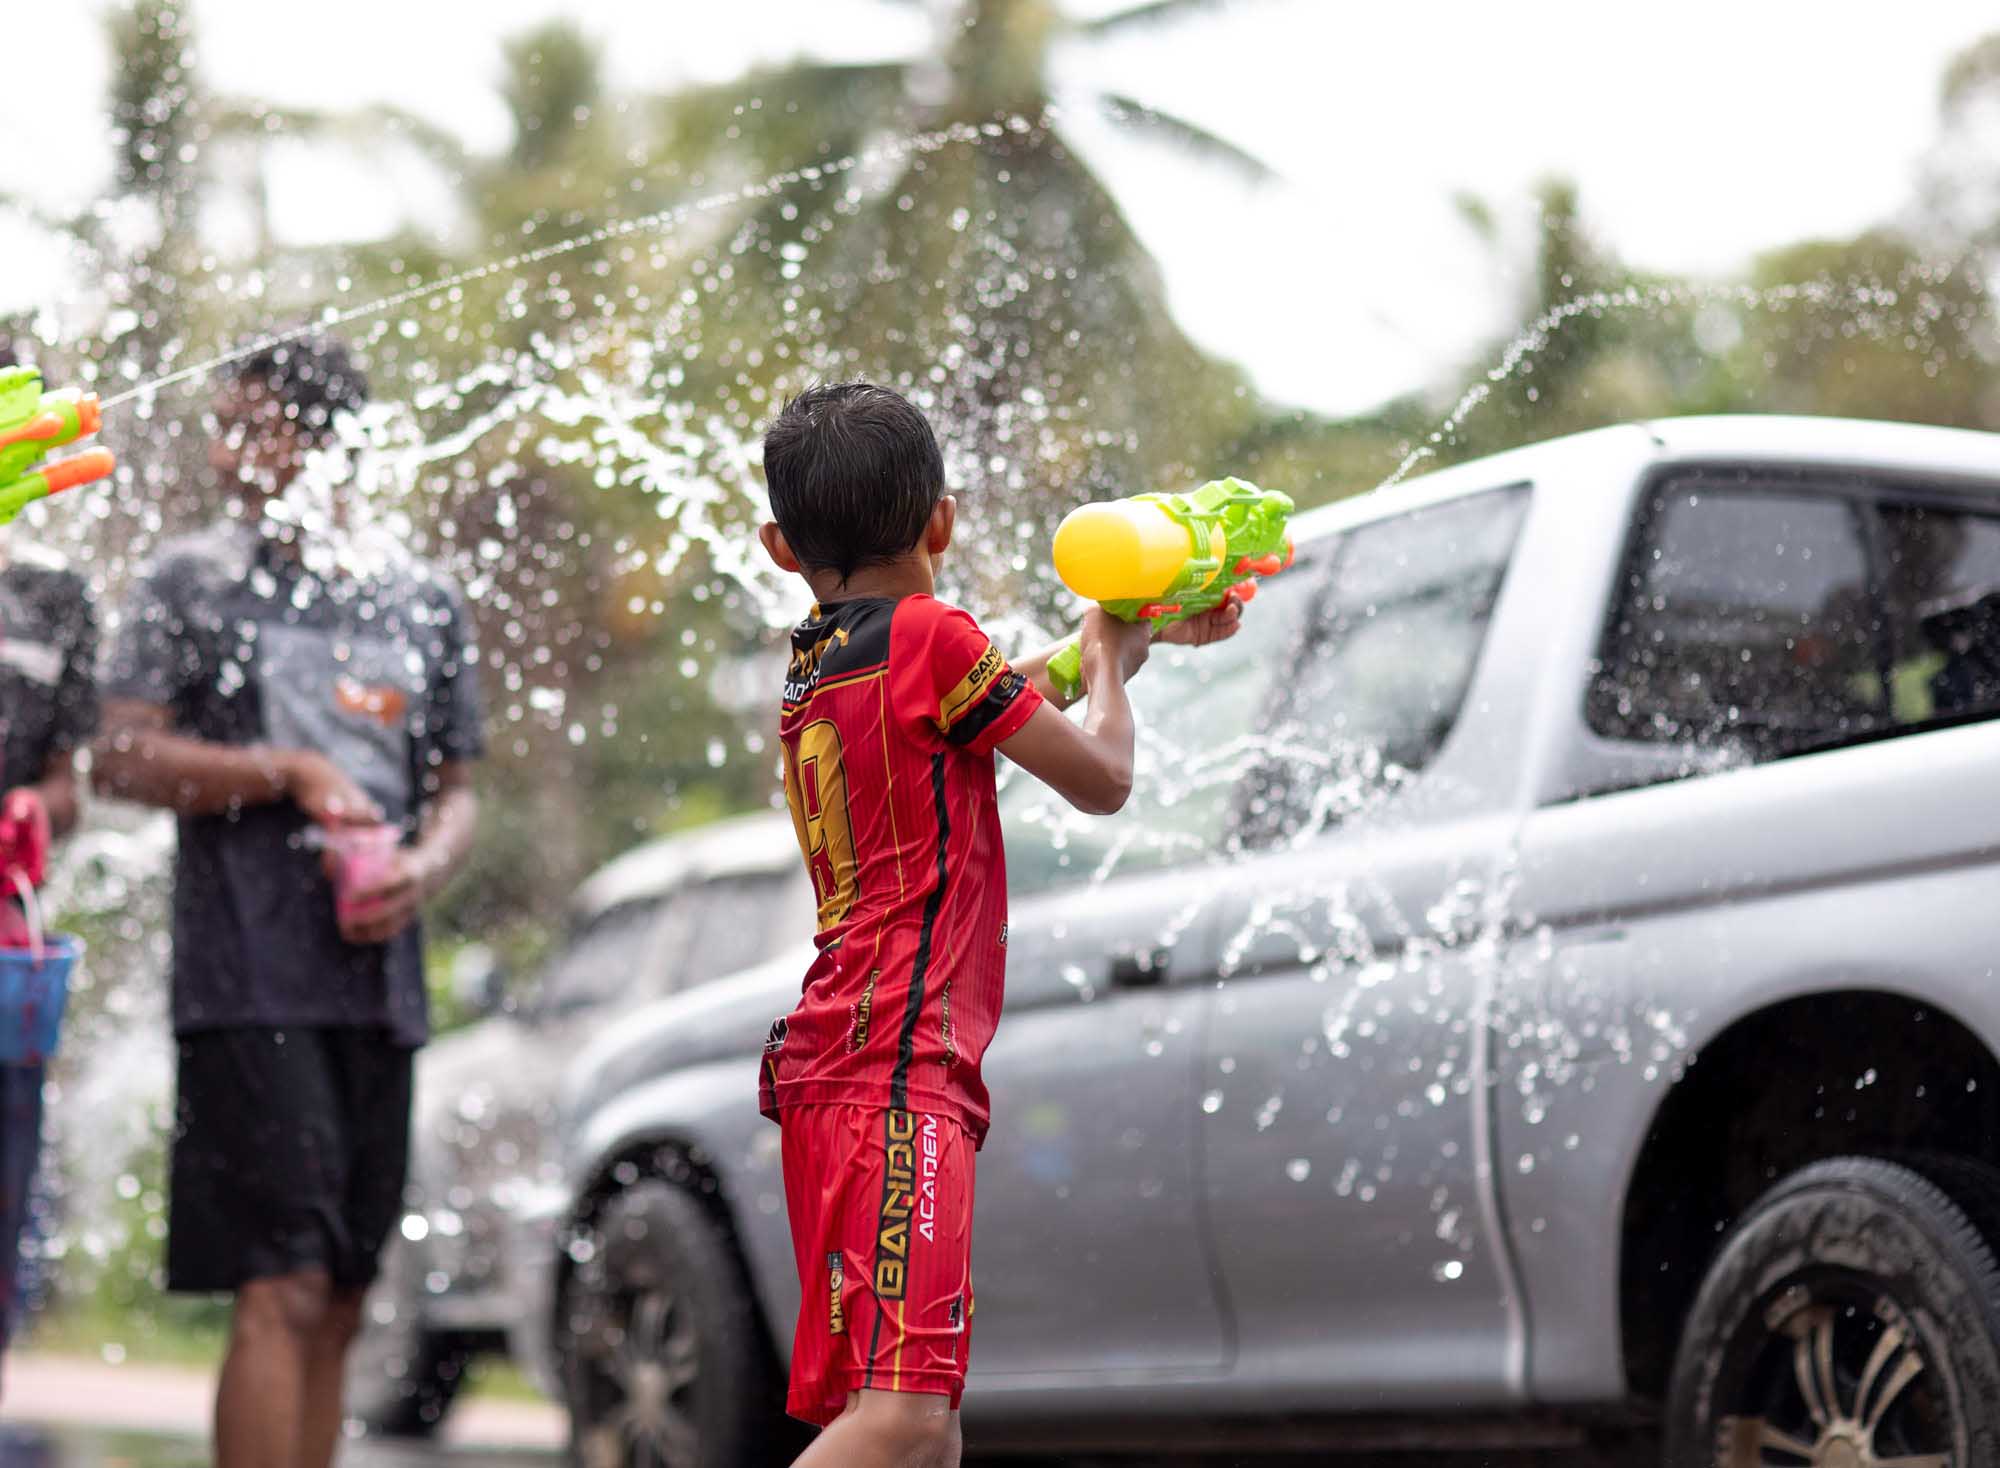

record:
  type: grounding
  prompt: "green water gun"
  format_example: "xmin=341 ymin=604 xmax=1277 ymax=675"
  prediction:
xmin=1045 ymin=476 xmax=1295 ymax=702
xmin=0 ymin=365 xmax=116 ymax=525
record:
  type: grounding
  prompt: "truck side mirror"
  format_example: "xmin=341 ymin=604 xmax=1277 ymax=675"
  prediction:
xmin=450 ymin=943 xmax=509 ymax=1019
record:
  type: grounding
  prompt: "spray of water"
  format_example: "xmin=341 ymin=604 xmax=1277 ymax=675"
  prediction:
xmin=99 ymin=114 xmax=1052 ymax=413
xmin=1377 ymin=262 xmax=1978 ymax=491
xmin=24 ymin=84 xmax=1992 ymax=1342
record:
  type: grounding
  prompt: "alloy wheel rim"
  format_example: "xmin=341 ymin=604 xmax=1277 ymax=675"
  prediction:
xmin=1716 ymin=1278 xmax=1955 ymax=1468
xmin=573 ymin=1269 xmax=703 ymax=1468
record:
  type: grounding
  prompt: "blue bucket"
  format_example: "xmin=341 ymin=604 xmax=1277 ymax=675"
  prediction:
xmin=0 ymin=936 xmax=79 ymax=1065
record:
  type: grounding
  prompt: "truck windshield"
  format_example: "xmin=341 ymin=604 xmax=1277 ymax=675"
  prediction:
xmin=1239 ymin=485 xmax=1529 ymax=846
xmin=1000 ymin=485 xmax=1529 ymax=890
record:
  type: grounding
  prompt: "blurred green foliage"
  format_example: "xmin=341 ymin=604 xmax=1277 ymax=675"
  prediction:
xmin=16 ymin=2 xmax=1991 ymax=958
xmin=6 ymin=0 xmax=1998 ymax=1373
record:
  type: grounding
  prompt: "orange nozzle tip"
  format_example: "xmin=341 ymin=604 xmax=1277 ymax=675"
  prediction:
xmin=40 ymin=449 xmax=115 ymax=496
xmin=77 ymin=395 xmax=102 ymax=435
xmin=0 ymin=410 xmax=62 ymax=452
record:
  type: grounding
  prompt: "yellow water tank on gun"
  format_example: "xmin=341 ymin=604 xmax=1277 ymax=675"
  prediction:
xmin=1052 ymin=498 xmax=1226 ymax=603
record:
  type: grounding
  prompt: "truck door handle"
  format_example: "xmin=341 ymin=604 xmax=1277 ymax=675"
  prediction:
xmin=1108 ymin=951 xmax=1168 ymax=988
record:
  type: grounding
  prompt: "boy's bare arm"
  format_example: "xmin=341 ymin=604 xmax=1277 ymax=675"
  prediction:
xmin=93 ymin=697 xmax=380 ymax=825
xmin=1013 ymin=599 xmax=1245 ymax=710
xmin=1002 ymin=600 xmax=1245 ymax=813
xmin=999 ymin=610 xmax=1148 ymax=815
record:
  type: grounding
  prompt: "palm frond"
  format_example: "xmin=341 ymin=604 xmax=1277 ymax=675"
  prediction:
xmin=653 ymin=62 xmax=915 ymax=177
xmin=0 ymin=191 xmax=88 ymax=242
xmin=1081 ymin=0 xmax=1242 ymax=38
xmin=1098 ymin=94 xmax=1277 ymax=184
xmin=209 ymin=98 xmax=472 ymax=175
xmin=1942 ymin=33 xmax=2000 ymax=115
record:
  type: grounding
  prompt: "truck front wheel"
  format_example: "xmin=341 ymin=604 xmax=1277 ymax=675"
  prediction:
xmin=560 ymin=1179 xmax=799 ymax=1468
xmin=1664 ymin=1155 xmax=2000 ymax=1467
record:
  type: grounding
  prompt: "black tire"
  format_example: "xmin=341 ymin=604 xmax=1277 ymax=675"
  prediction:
xmin=346 ymin=1326 xmax=472 ymax=1437
xmin=1664 ymin=1155 xmax=2000 ymax=1467
xmin=561 ymin=1180 xmax=798 ymax=1468
xmin=344 ymin=1232 xmax=473 ymax=1437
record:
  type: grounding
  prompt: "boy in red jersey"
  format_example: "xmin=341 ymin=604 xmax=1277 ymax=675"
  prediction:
xmin=757 ymin=383 xmax=1242 ymax=1467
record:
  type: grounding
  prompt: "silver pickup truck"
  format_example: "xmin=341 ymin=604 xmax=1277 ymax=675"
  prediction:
xmin=550 ymin=416 xmax=2000 ymax=1468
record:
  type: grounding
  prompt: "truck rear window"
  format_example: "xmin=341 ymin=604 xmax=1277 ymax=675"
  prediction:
xmin=1589 ymin=472 xmax=2000 ymax=765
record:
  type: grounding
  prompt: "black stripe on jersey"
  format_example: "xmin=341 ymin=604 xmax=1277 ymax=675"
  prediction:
xmin=890 ymin=755 xmax=950 ymax=1112
xmin=943 ymin=668 xmax=1031 ymax=748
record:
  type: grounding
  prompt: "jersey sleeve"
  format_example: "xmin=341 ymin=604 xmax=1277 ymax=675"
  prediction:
xmin=889 ymin=596 xmax=1043 ymax=755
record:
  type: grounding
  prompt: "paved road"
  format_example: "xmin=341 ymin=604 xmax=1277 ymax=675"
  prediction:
xmin=0 ymin=1442 xmax=1654 ymax=1468
xmin=0 ymin=1427 xmax=556 ymax=1466
xmin=2 ymin=1352 xmax=1657 ymax=1466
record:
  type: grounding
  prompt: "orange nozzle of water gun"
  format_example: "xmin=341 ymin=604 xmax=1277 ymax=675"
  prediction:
xmin=76 ymin=394 xmax=102 ymax=435
xmin=37 ymin=449 xmax=116 ymax=497
xmin=0 ymin=410 xmax=62 ymax=454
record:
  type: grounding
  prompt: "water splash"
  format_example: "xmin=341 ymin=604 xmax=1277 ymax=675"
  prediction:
xmin=99 ymin=114 xmax=1055 ymax=413
xmin=1377 ymin=262 xmax=1981 ymax=492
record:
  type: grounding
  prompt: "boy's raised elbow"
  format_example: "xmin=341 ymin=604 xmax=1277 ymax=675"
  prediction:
xmin=1076 ymin=761 xmax=1133 ymax=817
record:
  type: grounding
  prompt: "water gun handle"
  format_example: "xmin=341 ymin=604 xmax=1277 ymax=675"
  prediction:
xmin=1047 ymin=639 xmax=1086 ymax=703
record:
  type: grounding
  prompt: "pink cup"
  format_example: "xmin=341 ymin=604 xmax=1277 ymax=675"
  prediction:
xmin=322 ymin=823 xmax=403 ymax=924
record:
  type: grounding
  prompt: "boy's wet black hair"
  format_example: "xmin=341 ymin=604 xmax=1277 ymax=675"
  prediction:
xmin=228 ymin=333 xmax=369 ymax=444
xmin=763 ymin=382 xmax=945 ymax=582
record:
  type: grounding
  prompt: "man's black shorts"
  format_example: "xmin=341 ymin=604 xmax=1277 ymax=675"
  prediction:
xmin=168 ymin=1026 xmax=413 ymax=1293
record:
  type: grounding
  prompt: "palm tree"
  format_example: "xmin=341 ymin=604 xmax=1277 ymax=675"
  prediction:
xmin=615 ymin=0 xmax=1280 ymax=610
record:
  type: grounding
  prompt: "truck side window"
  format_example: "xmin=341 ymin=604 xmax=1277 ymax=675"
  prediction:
xmin=660 ymin=871 xmax=799 ymax=995
xmin=1873 ymin=500 xmax=2000 ymax=726
xmin=532 ymin=897 xmax=669 ymax=1017
xmin=1591 ymin=483 xmax=1883 ymax=764
xmin=999 ymin=558 xmax=1321 ymax=894
xmin=1585 ymin=478 xmax=2000 ymax=770
xmin=1240 ymin=486 xmax=1529 ymax=847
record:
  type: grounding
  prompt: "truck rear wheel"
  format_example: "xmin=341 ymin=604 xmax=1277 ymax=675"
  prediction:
xmin=1664 ymin=1155 xmax=2000 ymax=1467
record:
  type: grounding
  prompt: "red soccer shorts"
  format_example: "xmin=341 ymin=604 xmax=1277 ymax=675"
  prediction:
xmin=778 ymin=1103 xmax=976 ymax=1426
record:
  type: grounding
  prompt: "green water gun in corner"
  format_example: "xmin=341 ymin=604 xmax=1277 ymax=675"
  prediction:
xmin=0 ymin=365 xmax=117 ymax=525
xmin=1045 ymin=476 xmax=1295 ymax=702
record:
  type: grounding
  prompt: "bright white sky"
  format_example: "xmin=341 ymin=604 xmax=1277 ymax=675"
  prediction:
xmin=1 ymin=0 xmax=1993 ymax=415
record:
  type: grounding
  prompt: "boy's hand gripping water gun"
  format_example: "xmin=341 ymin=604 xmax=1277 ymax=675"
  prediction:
xmin=1045 ymin=477 xmax=1294 ymax=702
xmin=0 ymin=365 xmax=117 ymax=526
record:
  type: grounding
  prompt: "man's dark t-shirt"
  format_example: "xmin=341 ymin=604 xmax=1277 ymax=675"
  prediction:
xmin=0 ymin=549 xmax=98 ymax=789
xmin=102 ymin=525 xmax=485 ymax=1047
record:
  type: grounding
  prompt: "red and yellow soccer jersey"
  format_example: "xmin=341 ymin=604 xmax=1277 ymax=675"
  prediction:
xmin=763 ymin=593 xmax=1043 ymax=1144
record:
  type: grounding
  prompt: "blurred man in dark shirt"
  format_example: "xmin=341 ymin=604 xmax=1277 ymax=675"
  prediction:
xmin=95 ymin=336 xmax=483 ymax=1468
